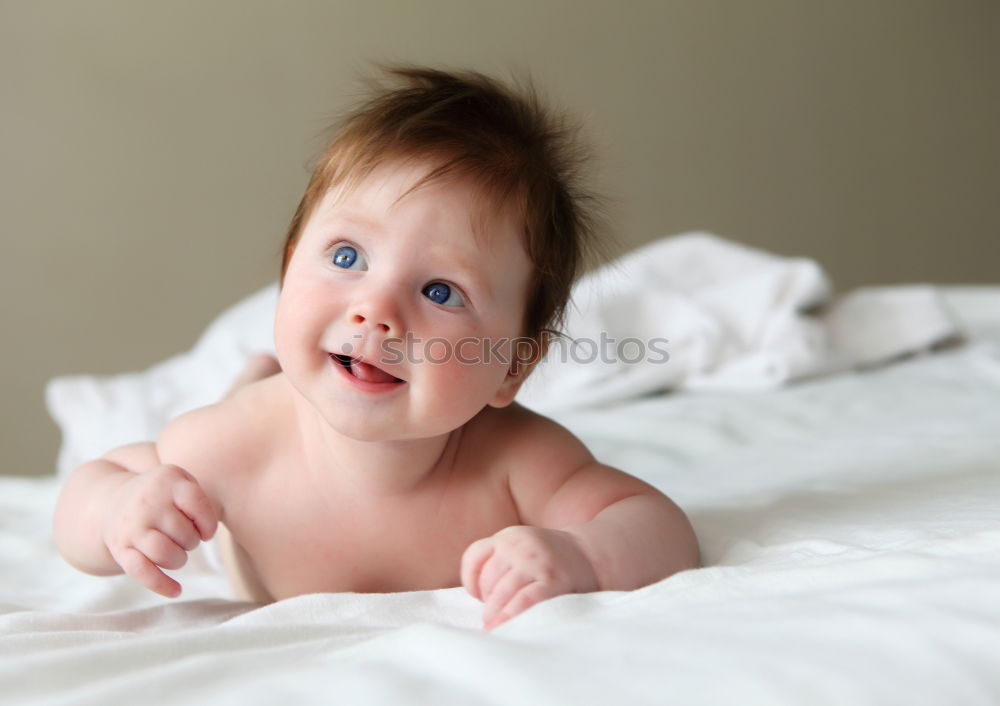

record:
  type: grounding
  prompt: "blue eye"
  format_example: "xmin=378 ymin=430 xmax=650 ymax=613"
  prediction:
xmin=332 ymin=245 xmax=367 ymax=270
xmin=422 ymin=281 xmax=465 ymax=307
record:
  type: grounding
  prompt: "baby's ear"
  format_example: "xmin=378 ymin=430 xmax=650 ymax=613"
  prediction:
xmin=488 ymin=337 xmax=545 ymax=409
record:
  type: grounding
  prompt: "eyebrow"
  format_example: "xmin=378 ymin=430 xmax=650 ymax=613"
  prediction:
xmin=414 ymin=243 xmax=494 ymax=300
xmin=322 ymin=211 xmax=384 ymax=233
xmin=445 ymin=257 xmax=494 ymax=300
xmin=324 ymin=212 xmax=494 ymax=299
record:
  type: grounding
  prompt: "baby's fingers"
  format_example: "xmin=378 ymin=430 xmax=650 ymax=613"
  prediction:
xmin=116 ymin=545 xmax=182 ymax=598
xmin=481 ymin=568 xmax=525 ymax=626
xmin=485 ymin=581 xmax=553 ymax=631
xmin=171 ymin=478 xmax=219 ymax=542
xmin=156 ymin=509 xmax=203 ymax=552
xmin=460 ymin=537 xmax=495 ymax=601
xmin=133 ymin=528 xmax=188 ymax=570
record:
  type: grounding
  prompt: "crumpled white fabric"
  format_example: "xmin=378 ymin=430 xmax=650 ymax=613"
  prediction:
xmin=516 ymin=232 xmax=961 ymax=412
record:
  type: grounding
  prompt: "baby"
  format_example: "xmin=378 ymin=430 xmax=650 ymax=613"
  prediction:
xmin=53 ymin=66 xmax=699 ymax=630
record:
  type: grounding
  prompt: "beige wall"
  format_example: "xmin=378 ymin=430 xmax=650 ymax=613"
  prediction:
xmin=2 ymin=0 xmax=998 ymax=476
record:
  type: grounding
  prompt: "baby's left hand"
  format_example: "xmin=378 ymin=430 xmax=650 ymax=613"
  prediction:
xmin=461 ymin=525 xmax=599 ymax=631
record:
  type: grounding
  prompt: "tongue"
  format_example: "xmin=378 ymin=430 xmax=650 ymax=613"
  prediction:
xmin=350 ymin=358 xmax=398 ymax=384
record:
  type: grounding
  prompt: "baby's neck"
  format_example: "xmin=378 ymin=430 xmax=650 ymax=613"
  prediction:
xmin=294 ymin=398 xmax=461 ymax=499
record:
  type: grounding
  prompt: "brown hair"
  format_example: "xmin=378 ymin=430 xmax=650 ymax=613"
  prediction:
xmin=280 ymin=65 xmax=605 ymax=351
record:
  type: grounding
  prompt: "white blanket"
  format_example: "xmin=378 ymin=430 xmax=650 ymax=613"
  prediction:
xmin=6 ymin=286 xmax=1000 ymax=704
xmin=517 ymin=232 xmax=961 ymax=411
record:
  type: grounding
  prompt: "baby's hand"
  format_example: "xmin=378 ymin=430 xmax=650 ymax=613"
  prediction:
xmin=101 ymin=464 xmax=219 ymax=598
xmin=460 ymin=525 xmax=599 ymax=631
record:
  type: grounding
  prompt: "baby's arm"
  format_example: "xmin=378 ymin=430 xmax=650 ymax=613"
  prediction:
xmin=461 ymin=413 xmax=699 ymax=629
xmin=53 ymin=412 xmax=223 ymax=597
xmin=528 ymin=462 xmax=700 ymax=591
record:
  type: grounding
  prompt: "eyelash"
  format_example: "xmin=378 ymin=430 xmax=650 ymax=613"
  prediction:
xmin=325 ymin=240 xmax=470 ymax=308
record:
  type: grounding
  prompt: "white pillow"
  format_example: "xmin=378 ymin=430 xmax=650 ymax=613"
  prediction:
xmin=46 ymin=284 xmax=278 ymax=478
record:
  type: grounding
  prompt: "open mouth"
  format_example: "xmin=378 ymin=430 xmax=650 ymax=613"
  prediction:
xmin=331 ymin=353 xmax=404 ymax=384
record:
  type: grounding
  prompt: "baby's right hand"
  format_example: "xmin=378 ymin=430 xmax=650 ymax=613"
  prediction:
xmin=101 ymin=464 xmax=219 ymax=598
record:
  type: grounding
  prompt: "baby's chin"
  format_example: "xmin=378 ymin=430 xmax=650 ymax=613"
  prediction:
xmin=319 ymin=407 xmax=474 ymax=444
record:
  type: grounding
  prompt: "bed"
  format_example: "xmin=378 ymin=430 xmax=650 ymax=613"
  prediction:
xmin=4 ymin=234 xmax=999 ymax=704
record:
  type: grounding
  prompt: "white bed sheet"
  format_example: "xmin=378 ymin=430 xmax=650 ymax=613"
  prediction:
xmin=3 ymin=287 xmax=1000 ymax=705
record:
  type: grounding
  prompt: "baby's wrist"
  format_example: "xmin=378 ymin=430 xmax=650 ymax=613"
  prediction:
xmin=559 ymin=526 xmax=606 ymax=591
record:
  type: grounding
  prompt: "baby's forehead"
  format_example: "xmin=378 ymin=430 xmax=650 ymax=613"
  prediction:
xmin=323 ymin=162 xmax=524 ymax=250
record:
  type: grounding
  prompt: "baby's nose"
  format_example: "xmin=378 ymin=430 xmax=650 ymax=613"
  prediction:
xmin=350 ymin=313 xmax=392 ymax=334
xmin=348 ymin=280 xmax=404 ymax=336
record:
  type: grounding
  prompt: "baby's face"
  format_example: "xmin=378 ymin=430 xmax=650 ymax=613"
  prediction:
xmin=275 ymin=160 xmax=534 ymax=442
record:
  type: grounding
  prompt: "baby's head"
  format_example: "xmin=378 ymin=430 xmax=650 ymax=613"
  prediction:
xmin=280 ymin=66 xmax=602 ymax=356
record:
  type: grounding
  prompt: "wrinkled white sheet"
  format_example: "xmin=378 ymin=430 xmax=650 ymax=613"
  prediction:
xmin=517 ymin=233 xmax=961 ymax=411
xmin=5 ymin=287 xmax=1000 ymax=705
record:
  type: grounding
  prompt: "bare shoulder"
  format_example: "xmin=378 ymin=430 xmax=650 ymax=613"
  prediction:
xmin=465 ymin=402 xmax=592 ymax=475
xmin=467 ymin=403 xmax=661 ymax=528
xmin=156 ymin=373 xmax=292 ymax=519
